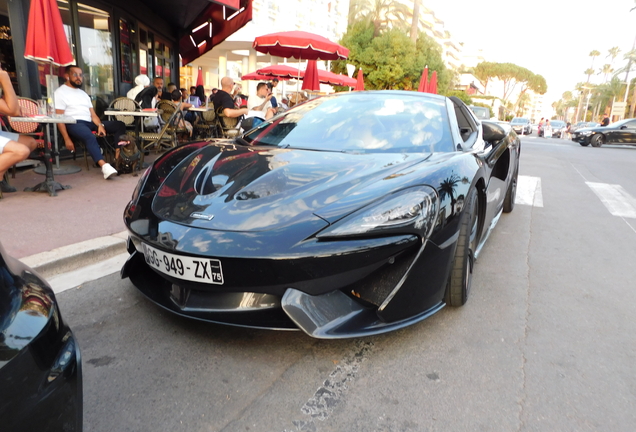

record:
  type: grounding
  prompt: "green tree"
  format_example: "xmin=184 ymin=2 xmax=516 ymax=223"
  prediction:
xmin=332 ymin=22 xmax=451 ymax=93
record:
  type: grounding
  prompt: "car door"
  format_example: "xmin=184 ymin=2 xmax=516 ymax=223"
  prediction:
xmin=616 ymin=120 xmax=636 ymax=143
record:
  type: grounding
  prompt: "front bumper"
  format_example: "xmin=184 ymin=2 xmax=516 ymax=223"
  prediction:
xmin=122 ymin=228 xmax=449 ymax=338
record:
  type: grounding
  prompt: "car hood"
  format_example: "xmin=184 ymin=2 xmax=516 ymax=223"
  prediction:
xmin=152 ymin=145 xmax=432 ymax=232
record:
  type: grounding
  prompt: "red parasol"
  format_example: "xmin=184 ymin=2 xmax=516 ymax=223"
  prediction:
xmin=242 ymin=72 xmax=291 ymax=81
xmin=253 ymin=31 xmax=349 ymax=61
xmin=354 ymin=69 xmax=365 ymax=91
xmin=24 ymin=0 xmax=74 ymax=66
xmin=301 ymin=60 xmax=320 ymax=91
xmin=418 ymin=67 xmax=428 ymax=93
xmin=196 ymin=68 xmax=204 ymax=87
xmin=429 ymin=70 xmax=438 ymax=94
xmin=318 ymin=70 xmax=356 ymax=87
xmin=255 ymin=64 xmax=304 ymax=80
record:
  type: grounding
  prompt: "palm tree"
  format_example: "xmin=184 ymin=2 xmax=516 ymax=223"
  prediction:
xmin=439 ymin=174 xmax=461 ymax=215
xmin=410 ymin=0 xmax=420 ymax=43
xmin=349 ymin=0 xmax=411 ymax=36
xmin=585 ymin=68 xmax=595 ymax=83
xmin=607 ymin=47 xmax=621 ymax=67
xmin=599 ymin=64 xmax=614 ymax=83
xmin=590 ymin=50 xmax=601 ymax=69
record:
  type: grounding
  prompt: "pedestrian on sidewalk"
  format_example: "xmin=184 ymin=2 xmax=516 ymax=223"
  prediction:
xmin=0 ymin=66 xmax=38 ymax=193
xmin=54 ymin=65 xmax=124 ymax=179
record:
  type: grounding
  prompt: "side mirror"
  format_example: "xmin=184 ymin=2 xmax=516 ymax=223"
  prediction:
xmin=620 ymin=125 xmax=628 ymax=130
xmin=482 ymin=121 xmax=506 ymax=142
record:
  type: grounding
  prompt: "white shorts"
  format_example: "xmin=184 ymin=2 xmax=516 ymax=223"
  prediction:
xmin=0 ymin=130 xmax=19 ymax=154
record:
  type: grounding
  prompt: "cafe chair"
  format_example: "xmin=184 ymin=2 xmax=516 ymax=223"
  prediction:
xmin=194 ymin=109 xmax=217 ymax=139
xmin=215 ymin=107 xmax=241 ymax=139
xmin=107 ymin=97 xmax=141 ymax=133
xmin=6 ymin=98 xmax=47 ymax=176
xmin=138 ymin=107 xmax=185 ymax=164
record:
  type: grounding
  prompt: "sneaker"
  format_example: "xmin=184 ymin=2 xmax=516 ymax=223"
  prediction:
xmin=0 ymin=180 xmax=16 ymax=193
xmin=102 ymin=163 xmax=118 ymax=179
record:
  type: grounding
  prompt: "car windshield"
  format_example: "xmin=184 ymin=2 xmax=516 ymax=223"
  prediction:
xmin=551 ymin=121 xmax=565 ymax=128
xmin=242 ymin=92 xmax=454 ymax=153
xmin=510 ymin=118 xmax=528 ymax=124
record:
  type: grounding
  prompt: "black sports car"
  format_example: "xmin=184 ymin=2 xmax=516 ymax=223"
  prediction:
xmin=0 ymin=242 xmax=83 ymax=431
xmin=572 ymin=118 xmax=636 ymax=147
xmin=122 ymin=91 xmax=520 ymax=339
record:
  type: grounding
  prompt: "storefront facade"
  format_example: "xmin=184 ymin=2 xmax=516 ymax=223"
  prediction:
xmin=1 ymin=0 xmax=250 ymax=113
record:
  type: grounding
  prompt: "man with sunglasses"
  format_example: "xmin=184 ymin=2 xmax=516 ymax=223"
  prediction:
xmin=54 ymin=65 xmax=125 ymax=179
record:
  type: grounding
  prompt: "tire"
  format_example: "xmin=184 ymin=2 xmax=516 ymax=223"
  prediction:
xmin=590 ymin=134 xmax=604 ymax=147
xmin=445 ymin=189 xmax=479 ymax=307
xmin=503 ymin=166 xmax=518 ymax=213
xmin=579 ymin=142 xmax=590 ymax=147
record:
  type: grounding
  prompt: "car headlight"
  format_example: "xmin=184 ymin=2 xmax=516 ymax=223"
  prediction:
xmin=580 ymin=130 xmax=594 ymax=136
xmin=316 ymin=186 xmax=438 ymax=239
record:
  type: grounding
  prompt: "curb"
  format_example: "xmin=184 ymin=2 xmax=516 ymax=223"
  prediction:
xmin=22 ymin=230 xmax=129 ymax=279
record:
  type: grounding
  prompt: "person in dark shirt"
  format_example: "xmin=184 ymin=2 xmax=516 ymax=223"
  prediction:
xmin=601 ymin=114 xmax=610 ymax=126
xmin=212 ymin=77 xmax=248 ymax=119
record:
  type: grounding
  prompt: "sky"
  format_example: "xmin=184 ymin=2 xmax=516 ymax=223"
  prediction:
xmin=429 ymin=0 xmax=636 ymax=105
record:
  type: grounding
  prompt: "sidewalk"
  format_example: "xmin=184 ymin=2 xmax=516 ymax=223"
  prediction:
xmin=0 ymin=155 xmax=153 ymax=277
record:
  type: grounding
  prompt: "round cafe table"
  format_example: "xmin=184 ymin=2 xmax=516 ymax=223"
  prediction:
xmin=9 ymin=114 xmax=76 ymax=197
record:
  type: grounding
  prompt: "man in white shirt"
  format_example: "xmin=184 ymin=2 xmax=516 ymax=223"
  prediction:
xmin=247 ymin=82 xmax=276 ymax=127
xmin=55 ymin=65 xmax=125 ymax=179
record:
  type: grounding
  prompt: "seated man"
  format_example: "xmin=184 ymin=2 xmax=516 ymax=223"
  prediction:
xmin=247 ymin=82 xmax=276 ymax=127
xmin=212 ymin=77 xmax=248 ymax=120
xmin=0 ymin=67 xmax=38 ymax=192
xmin=55 ymin=65 xmax=124 ymax=179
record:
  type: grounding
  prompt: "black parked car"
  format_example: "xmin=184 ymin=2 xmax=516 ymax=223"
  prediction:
xmin=572 ymin=118 xmax=636 ymax=147
xmin=0 ymin=242 xmax=82 ymax=431
xmin=122 ymin=91 xmax=520 ymax=339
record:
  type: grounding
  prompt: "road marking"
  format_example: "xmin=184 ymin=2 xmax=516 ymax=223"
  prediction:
xmin=586 ymin=182 xmax=636 ymax=218
xmin=515 ymin=175 xmax=543 ymax=207
xmin=49 ymin=252 xmax=129 ymax=294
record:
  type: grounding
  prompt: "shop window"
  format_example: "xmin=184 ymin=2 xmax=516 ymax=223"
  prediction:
xmin=78 ymin=3 xmax=114 ymax=104
xmin=119 ymin=18 xmax=136 ymax=84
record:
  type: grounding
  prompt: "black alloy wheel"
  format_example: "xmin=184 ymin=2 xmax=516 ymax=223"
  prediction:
xmin=590 ymin=134 xmax=604 ymax=147
xmin=445 ymin=189 xmax=479 ymax=307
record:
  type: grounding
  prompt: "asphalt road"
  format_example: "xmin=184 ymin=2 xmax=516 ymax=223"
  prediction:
xmin=56 ymin=135 xmax=636 ymax=432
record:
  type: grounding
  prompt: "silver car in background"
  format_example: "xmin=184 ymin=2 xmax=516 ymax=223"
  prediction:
xmin=510 ymin=117 xmax=532 ymax=135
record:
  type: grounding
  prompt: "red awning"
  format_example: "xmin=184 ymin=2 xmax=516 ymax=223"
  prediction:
xmin=210 ymin=0 xmax=239 ymax=8
xmin=180 ymin=0 xmax=252 ymax=65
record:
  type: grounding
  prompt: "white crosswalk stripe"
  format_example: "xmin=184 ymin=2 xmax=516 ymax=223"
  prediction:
xmin=586 ymin=182 xmax=636 ymax=219
xmin=515 ymin=175 xmax=543 ymax=207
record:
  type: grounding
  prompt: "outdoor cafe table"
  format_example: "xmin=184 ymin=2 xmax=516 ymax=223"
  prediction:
xmin=104 ymin=109 xmax=159 ymax=139
xmin=9 ymin=114 xmax=76 ymax=197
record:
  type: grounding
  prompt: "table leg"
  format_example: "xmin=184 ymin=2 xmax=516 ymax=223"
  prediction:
xmin=24 ymin=124 xmax=71 ymax=197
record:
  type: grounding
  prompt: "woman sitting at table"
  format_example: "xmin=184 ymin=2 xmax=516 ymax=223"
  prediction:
xmin=0 ymin=68 xmax=38 ymax=192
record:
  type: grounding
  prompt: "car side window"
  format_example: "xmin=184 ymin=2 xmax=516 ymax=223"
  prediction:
xmin=625 ymin=121 xmax=636 ymax=129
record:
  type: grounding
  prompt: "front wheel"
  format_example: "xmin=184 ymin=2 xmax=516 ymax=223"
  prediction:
xmin=590 ymin=134 xmax=604 ymax=147
xmin=445 ymin=189 xmax=479 ymax=307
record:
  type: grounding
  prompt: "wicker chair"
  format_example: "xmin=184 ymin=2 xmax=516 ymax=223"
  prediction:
xmin=193 ymin=109 xmax=218 ymax=138
xmin=138 ymin=107 xmax=185 ymax=162
xmin=107 ymin=97 xmax=141 ymax=132
xmin=215 ymin=107 xmax=241 ymax=139
xmin=7 ymin=98 xmax=50 ymax=171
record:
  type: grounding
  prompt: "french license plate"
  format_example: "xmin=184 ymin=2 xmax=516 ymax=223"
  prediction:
xmin=141 ymin=243 xmax=224 ymax=285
